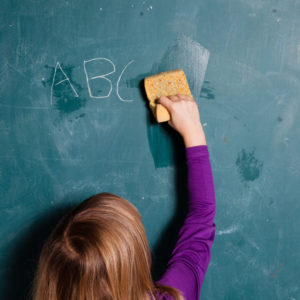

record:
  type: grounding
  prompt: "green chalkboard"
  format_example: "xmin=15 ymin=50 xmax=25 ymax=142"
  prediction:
xmin=1 ymin=0 xmax=300 ymax=299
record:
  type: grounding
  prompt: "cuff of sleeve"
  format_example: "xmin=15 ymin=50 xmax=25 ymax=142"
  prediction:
xmin=185 ymin=145 xmax=209 ymax=159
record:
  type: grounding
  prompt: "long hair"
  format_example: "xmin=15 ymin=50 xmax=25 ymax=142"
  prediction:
xmin=32 ymin=192 xmax=184 ymax=300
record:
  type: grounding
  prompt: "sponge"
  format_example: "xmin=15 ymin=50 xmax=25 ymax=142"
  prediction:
xmin=144 ymin=69 xmax=192 ymax=122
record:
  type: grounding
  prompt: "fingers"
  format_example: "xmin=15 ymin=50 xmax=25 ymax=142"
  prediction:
xmin=157 ymin=94 xmax=194 ymax=106
xmin=156 ymin=96 xmax=173 ymax=111
xmin=169 ymin=95 xmax=180 ymax=101
xmin=177 ymin=94 xmax=194 ymax=101
xmin=167 ymin=95 xmax=193 ymax=102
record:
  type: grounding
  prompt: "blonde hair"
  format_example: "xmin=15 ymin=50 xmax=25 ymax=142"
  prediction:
xmin=32 ymin=192 xmax=184 ymax=300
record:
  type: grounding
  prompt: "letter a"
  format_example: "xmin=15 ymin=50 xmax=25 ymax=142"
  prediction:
xmin=50 ymin=62 xmax=79 ymax=105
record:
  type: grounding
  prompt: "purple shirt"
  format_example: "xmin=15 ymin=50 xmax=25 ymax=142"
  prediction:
xmin=156 ymin=145 xmax=216 ymax=300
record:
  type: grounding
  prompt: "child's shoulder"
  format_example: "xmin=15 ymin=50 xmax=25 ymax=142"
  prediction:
xmin=152 ymin=290 xmax=175 ymax=300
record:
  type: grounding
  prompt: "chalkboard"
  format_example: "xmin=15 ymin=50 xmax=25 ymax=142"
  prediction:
xmin=1 ymin=0 xmax=300 ymax=299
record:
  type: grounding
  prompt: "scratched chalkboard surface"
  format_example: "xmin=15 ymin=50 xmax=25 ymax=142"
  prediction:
xmin=1 ymin=0 xmax=300 ymax=299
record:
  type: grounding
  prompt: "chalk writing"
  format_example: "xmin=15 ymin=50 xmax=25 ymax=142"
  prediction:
xmin=50 ymin=62 xmax=79 ymax=105
xmin=50 ymin=58 xmax=135 ymax=105
xmin=83 ymin=57 xmax=115 ymax=99
xmin=116 ymin=60 xmax=134 ymax=102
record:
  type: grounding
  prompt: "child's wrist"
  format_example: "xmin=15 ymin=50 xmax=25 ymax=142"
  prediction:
xmin=183 ymin=126 xmax=207 ymax=147
xmin=184 ymin=136 xmax=207 ymax=147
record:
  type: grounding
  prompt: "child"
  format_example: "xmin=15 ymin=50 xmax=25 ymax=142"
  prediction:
xmin=32 ymin=94 xmax=216 ymax=300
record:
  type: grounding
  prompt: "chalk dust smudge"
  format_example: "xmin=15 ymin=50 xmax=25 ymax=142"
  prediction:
xmin=216 ymin=224 xmax=239 ymax=235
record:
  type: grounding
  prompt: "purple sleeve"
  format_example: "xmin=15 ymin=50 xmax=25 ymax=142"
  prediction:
xmin=157 ymin=145 xmax=216 ymax=300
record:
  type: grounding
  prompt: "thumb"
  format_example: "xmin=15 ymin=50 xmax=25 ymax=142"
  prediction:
xmin=168 ymin=120 xmax=175 ymax=129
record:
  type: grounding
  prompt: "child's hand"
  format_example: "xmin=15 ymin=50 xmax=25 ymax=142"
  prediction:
xmin=157 ymin=95 xmax=207 ymax=147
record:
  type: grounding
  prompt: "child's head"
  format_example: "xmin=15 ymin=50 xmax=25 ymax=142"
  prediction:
xmin=32 ymin=193 xmax=183 ymax=300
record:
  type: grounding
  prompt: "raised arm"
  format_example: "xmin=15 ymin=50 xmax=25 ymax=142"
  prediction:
xmin=156 ymin=95 xmax=216 ymax=300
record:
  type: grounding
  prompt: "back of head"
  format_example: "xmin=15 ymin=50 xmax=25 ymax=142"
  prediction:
xmin=32 ymin=193 xmax=184 ymax=300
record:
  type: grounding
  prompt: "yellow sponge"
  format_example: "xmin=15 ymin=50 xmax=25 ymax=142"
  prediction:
xmin=144 ymin=69 xmax=192 ymax=122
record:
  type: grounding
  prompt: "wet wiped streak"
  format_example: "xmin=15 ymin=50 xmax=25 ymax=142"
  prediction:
xmin=236 ymin=148 xmax=263 ymax=182
xmin=146 ymin=36 xmax=209 ymax=168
